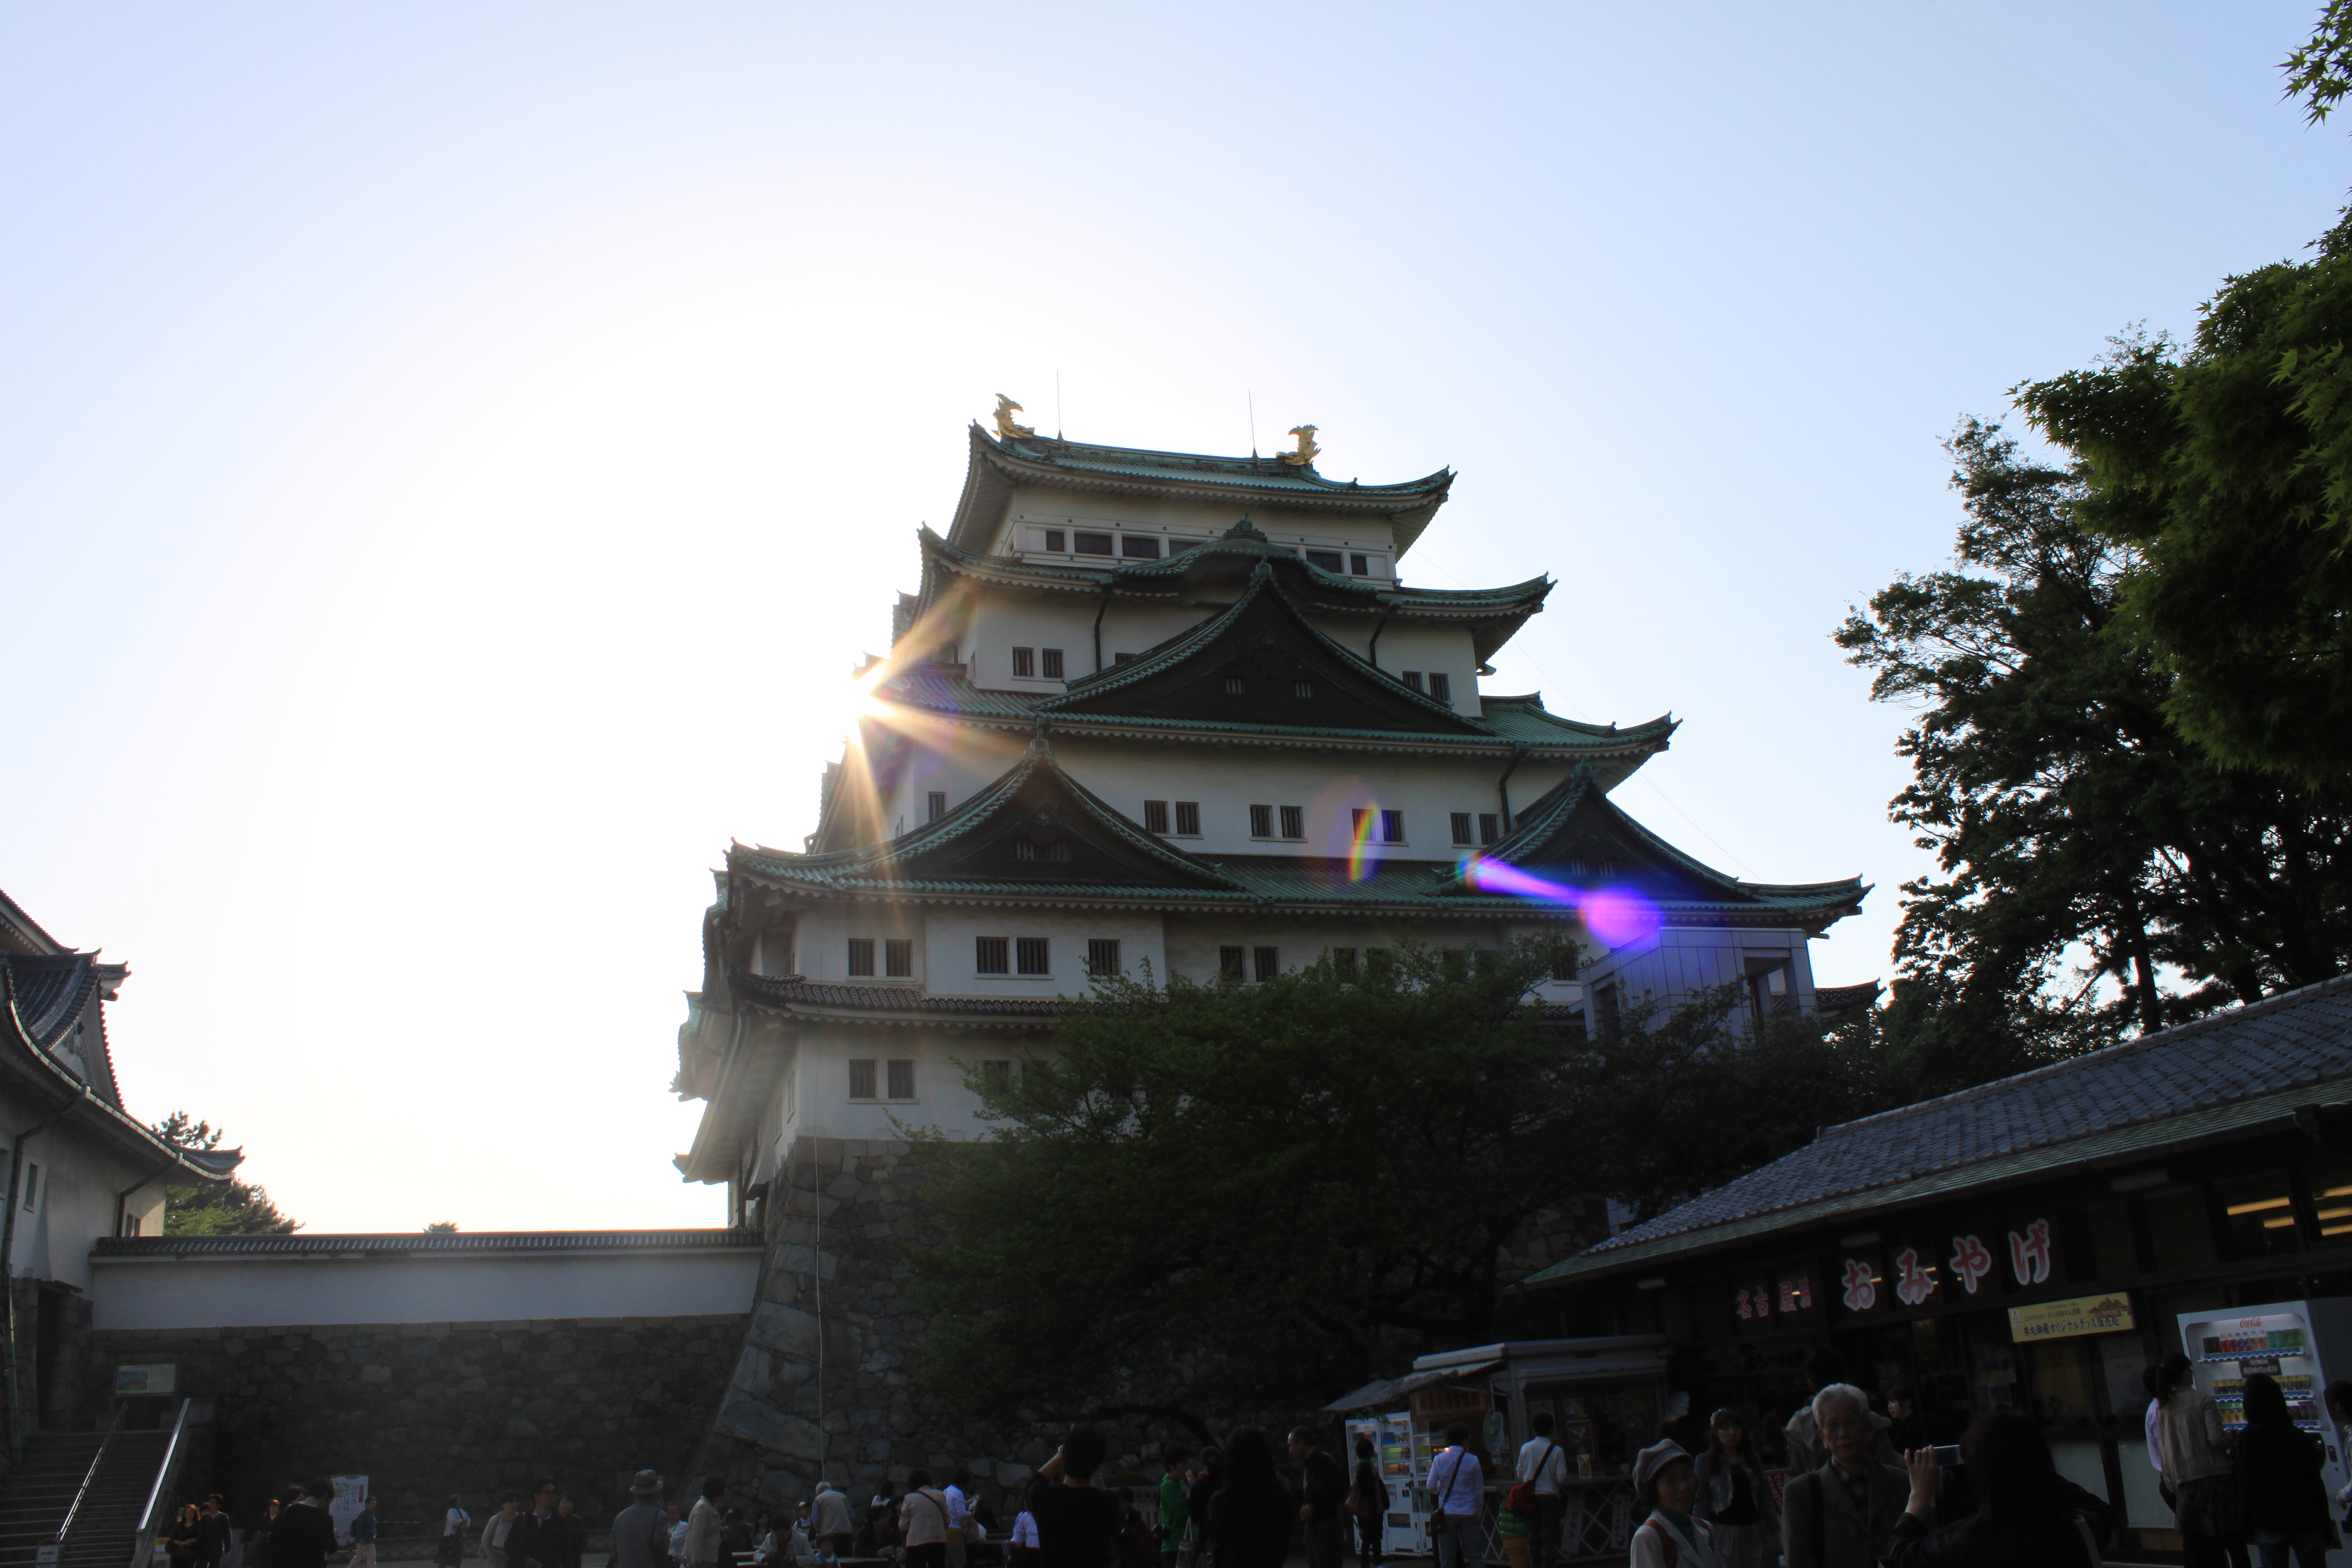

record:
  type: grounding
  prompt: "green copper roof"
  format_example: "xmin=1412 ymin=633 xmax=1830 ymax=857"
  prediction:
xmin=950 ymin=425 xmax=1455 ymax=558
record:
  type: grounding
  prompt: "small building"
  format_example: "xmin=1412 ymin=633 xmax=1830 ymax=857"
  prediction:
xmin=1519 ymin=974 xmax=2352 ymax=1562
xmin=0 ymin=888 xmax=239 ymax=1447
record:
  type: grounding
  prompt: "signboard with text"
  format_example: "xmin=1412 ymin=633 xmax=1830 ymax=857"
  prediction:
xmin=2008 ymin=1293 xmax=2136 ymax=1343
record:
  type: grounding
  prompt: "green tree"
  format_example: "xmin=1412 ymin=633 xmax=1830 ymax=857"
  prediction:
xmin=2284 ymin=1 xmax=2352 ymax=126
xmin=151 ymin=1112 xmax=299 ymax=1235
xmin=1835 ymin=421 xmax=2352 ymax=1094
xmin=907 ymin=942 xmax=1879 ymax=1417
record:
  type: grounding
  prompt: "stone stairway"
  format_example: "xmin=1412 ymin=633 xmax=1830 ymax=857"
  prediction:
xmin=0 ymin=1429 xmax=171 ymax=1568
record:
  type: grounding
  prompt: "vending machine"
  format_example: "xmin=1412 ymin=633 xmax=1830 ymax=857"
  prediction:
xmin=2178 ymin=1299 xmax=2352 ymax=1562
xmin=1339 ymin=1411 xmax=1426 ymax=1558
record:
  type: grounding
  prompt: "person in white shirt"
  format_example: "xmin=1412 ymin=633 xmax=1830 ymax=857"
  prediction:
xmin=668 ymin=1506 xmax=691 ymax=1566
xmin=1428 ymin=1424 xmax=1484 ymax=1568
xmin=1515 ymin=1414 xmax=1570 ymax=1568
xmin=944 ymin=1471 xmax=972 ymax=1568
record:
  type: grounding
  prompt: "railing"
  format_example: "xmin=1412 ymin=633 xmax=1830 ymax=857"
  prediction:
xmin=51 ymin=1406 xmax=126 ymax=1559
xmin=129 ymin=1400 xmax=194 ymax=1568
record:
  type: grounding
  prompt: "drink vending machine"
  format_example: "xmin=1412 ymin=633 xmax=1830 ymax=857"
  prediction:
xmin=1342 ymin=1413 xmax=1428 ymax=1558
xmin=2178 ymin=1299 xmax=2352 ymax=1561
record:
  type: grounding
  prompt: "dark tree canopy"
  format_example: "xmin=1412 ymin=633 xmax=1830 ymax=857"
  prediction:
xmin=151 ymin=1112 xmax=298 ymax=1235
xmin=908 ymin=945 xmax=1882 ymax=1417
xmin=1836 ymin=421 xmax=2352 ymax=1094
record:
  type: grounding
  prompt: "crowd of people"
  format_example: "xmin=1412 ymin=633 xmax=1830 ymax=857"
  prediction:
xmin=156 ymin=1345 xmax=2352 ymax=1568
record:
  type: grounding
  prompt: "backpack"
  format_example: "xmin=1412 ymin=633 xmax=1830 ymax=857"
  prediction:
xmin=1633 ymin=1520 xmax=1677 ymax=1567
xmin=1504 ymin=1443 xmax=1557 ymax=1519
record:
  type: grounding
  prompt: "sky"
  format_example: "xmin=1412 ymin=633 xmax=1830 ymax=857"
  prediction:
xmin=1 ymin=2 xmax=2343 ymax=1231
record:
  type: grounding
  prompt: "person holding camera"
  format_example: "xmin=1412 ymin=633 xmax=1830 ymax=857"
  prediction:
xmin=1886 ymin=1409 xmax=2111 ymax=1567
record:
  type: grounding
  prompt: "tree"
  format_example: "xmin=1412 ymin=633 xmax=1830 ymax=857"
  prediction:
xmin=907 ymin=941 xmax=1878 ymax=1418
xmin=151 ymin=1112 xmax=299 ymax=1235
xmin=424 ymin=1221 xmax=459 ymax=1233
xmin=1835 ymin=421 xmax=2352 ymax=1094
xmin=2284 ymin=2 xmax=2352 ymax=127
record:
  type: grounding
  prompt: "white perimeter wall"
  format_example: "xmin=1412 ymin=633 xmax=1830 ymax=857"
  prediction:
xmin=90 ymin=1248 xmax=760 ymax=1330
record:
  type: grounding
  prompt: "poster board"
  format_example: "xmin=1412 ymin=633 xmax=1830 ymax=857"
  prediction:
xmin=330 ymin=1478 xmax=368 ymax=1546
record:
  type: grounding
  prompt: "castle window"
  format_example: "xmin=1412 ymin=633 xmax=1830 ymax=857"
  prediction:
xmin=1279 ymin=805 xmax=1305 ymax=839
xmin=1115 ymin=652 xmax=1137 ymax=665
xmin=1220 ymin=946 xmax=1246 ymax=979
xmin=1402 ymin=671 xmax=1423 ymax=692
xmin=846 ymin=938 xmax=876 ymax=977
xmin=1074 ymin=531 xmax=1114 ymax=555
xmin=1012 ymin=647 xmax=1035 ymax=678
xmin=1087 ymin=939 xmax=1121 ymax=977
xmin=1043 ymin=529 xmax=1066 ymax=552
xmin=1225 ymin=674 xmax=1247 ymax=695
xmin=1017 ymin=937 xmax=1051 ymax=975
xmin=1121 ymin=535 xmax=1162 ymax=559
xmin=1293 ymin=679 xmax=1314 ymax=698
xmin=1042 ymin=648 xmax=1065 ymax=679
xmin=1551 ymin=951 xmax=1577 ymax=982
xmin=1013 ymin=839 xmax=1037 ymax=860
xmin=1249 ymin=804 xmax=1274 ymax=838
xmin=1175 ymin=801 xmax=1201 ymax=835
xmin=980 ymin=1060 xmax=1014 ymax=1090
xmin=1252 ymin=946 xmax=1280 ymax=982
xmin=1047 ymin=841 xmax=1072 ymax=862
xmin=886 ymin=1060 xmax=916 ymax=1100
xmin=1451 ymin=813 xmax=1473 ymax=846
xmin=1479 ymin=813 xmax=1500 ymax=845
xmin=1144 ymin=800 xmax=1171 ymax=834
xmin=1381 ymin=810 xmax=1406 ymax=844
xmin=849 ymin=1060 xmax=878 ymax=1100
xmin=928 ymin=791 xmax=947 ymax=822
xmin=1350 ymin=553 xmax=1369 ymax=575
xmin=1332 ymin=947 xmax=1359 ymax=977
xmin=885 ymin=939 xmax=914 ymax=979
xmin=976 ymin=936 xmax=1010 ymax=975
xmin=1304 ymin=549 xmax=1343 ymax=572
xmin=1351 ymin=807 xmax=1371 ymax=839
xmin=1428 ymin=672 xmax=1452 ymax=703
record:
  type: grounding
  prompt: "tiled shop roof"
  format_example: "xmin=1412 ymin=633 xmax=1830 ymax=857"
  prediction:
xmin=93 ymin=1229 xmax=764 ymax=1260
xmin=1525 ymin=974 xmax=2352 ymax=1286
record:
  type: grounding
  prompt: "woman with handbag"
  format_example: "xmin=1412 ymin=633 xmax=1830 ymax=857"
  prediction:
xmin=1346 ymin=1438 xmax=1387 ymax=1568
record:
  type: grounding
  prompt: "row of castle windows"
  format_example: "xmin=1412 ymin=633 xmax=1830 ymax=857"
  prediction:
xmin=846 ymin=936 xmax=1576 ymax=989
xmin=1020 ymin=525 xmax=1388 ymax=579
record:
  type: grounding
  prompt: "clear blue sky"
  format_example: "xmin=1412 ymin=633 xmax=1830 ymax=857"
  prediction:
xmin=1 ymin=3 xmax=2340 ymax=1229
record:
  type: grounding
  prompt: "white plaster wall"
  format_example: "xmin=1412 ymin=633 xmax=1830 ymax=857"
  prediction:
xmin=921 ymin=905 xmax=1165 ymax=996
xmin=1303 ymin=620 xmax=1483 ymax=717
xmin=796 ymin=904 xmax=931 ymax=985
xmin=1161 ymin=912 xmax=1561 ymax=983
xmin=786 ymin=1022 xmax=1042 ymax=1142
xmin=878 ymin=726 xmax=1032 ymax=844
xmin=90 ymin=1248 xmax=760 ymax=1330
xmin=0 ymin=1105 xmax=170 ymax=1291
xmin=1044 ymin=737 xmax=1534 ymax=861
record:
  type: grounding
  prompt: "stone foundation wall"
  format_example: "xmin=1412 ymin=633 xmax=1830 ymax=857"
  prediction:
xmin=88 ymin=1315 xmax=745 ymax=1521
xmin=688 ymin=1139 xmax=1196 ymax=1511
xmin=685 ymin=1138 xmax=1603 ymax=1513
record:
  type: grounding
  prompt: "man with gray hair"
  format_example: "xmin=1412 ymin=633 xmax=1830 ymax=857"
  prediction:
xmin=1780 ymin=1384 xmax=1906 ymax=1568
xmin=1782 ymin=1350 xmax=1897 ymax=1475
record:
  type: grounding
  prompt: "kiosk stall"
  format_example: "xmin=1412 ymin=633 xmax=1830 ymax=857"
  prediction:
xmin=1326 ymin=1337 xmax=1670 ymax=1563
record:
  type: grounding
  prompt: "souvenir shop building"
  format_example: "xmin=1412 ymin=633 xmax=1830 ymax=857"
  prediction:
xmin=1519 ymin=976 xmax=2352 ymax=1560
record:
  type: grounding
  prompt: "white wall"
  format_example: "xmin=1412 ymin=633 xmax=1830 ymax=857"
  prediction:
xmin=90 ymin=1246 xmax=760 ymax=1330
xmin=0 ymin=1104 xmax=172 ymax=1292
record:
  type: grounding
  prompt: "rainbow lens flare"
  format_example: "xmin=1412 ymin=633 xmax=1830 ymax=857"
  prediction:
xmin=1460 ymin=855 xmax=1662 ymax=947
xmin=1346 ymin=808 xmax=1380 ymax=882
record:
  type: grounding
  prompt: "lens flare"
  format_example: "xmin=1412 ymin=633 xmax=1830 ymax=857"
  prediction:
xmin=1345 ymin=806 xmax=1380 ymax=882
xmin=1459 ymin=855 xmax=1662 ymax=948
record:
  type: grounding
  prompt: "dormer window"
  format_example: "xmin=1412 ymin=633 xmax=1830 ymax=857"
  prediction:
xmin=1402 ymin=671 xmax=1423 ymax=692
xmin=1350 ymin=554 xmax=1370 ymax=575
xmin=1225 ymin=674 xmax=1247 ymax=695
xmin=1043 ymin=529 xmax=1066 ymax=552
xmin=1042 ymin=648 xmax=1065 ymax=679
xmin=1304 ymin=549 xmax=1343 ymax=572
xmin=1121 ymin=536 xmax=1162 ymax=559
xmin=1012 ymin=839 xmax=1074 ymax=863
xmin=1293 ymin=679 xmax=1314 ymax=698
xmin=1074 ymin=531 xmax=1114 ymax=556
xmin=1012 ymin=647 xmax=1036 ymax=678
xmin=1428 ymin=673 xmax=1452 ymax=703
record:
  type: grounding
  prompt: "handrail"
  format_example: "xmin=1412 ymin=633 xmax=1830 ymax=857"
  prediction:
xmin=56 ymin=1404 xmax=126 ymax=1547
xmin=131 ymin=1399 xmax=194 ymax=1566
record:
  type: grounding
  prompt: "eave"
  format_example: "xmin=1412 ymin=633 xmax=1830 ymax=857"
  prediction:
xmin=948 ymin=425 xmax=1456 ymax=558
